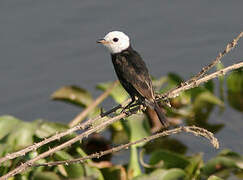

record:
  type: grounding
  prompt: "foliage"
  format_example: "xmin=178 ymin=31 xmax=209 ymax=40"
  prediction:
xmin=0 ymin=70 xmax=242 ymax=179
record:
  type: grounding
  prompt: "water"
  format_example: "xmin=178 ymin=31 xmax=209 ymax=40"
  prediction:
xmin=0 ymin=0 xmax=242 ymax=161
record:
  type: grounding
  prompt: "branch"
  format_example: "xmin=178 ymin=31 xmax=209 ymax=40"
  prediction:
xmin=162 ymin=61 xmax=243 ymax=99
xmin=69 ymin=80 xmax=119 ymax=127
xmin=0 ymin=115 xmax=99 ymax=164
xmin=1 ymin=32 xmax=242 ymax=165
xmin=157 ymin=32 xmax=243 ymax=100
xmin=0 ymin=107 xmax=140 ymax=180
xmin=0 ymin=95 xmax=129 ymax=164
xmin=1 ymin=61 xmax=242 ymax=179
xmin=186 ymin=32 xmax=243 ymax=83
xmin=1 ymin=32 xmax=242 ymax=179
xmin=33 ymin=126 xmax=219 ymax=167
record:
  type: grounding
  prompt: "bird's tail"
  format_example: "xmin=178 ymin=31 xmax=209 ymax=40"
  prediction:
xmin=153 ymin=101 xmax=168 ymax=127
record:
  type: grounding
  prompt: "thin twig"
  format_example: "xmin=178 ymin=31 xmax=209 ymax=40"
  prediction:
xmin=69 ymin=80 xmax=119 ymax=127
xmin=1 ymin=33 xmax=242 ymax=164
xmin=0 ymin=107 xmax=140 ymax=180
xmin=0 ymin=116 xmax=99 ymax=164
xmin=1 ymin=61 xmax=242 ymax=179
xmin=161 ymin=61 xmax=243 ymax=99
xmin=1 ymin=32 xmax=242 ymax=179
xmin=33 ymin=126 xmax=219 ymax=167
xmin=0 ymin=98 xmax=129 ymax=164
xmin=158 ymin=32 xmax=243 ymax=100
xmin=186 ymin=32 xmax=243 ymax=83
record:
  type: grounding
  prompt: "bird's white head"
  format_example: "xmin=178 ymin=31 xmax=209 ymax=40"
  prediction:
xmin=97 ymin=31 xmax=130 ymax=54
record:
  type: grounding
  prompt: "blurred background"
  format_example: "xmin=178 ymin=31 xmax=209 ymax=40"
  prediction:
xmin=0 ymin=0 xmax=242 ymax=162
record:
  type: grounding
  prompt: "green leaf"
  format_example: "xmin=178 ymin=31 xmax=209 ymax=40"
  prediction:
xmin=208 ymin=175 xmax=224 ymax=180
xmin=128 ymin=146 xmax=142 ymax=178
xmin=7 ymin=120 xmax=39 ymax=150
xmin=101 ymin=166 xmax=125 ymax=180
xmin=235 ymin=171 xmax=243 ymax=179
xmin=34 ymin=120 xmax=69 ymax=138
xmin=32 ymin=171 xmax=61 ymax=180
xmin=149 ymin=150 xmax=190 ymax=170
xmin=216 ymin=62 xmax=224 ymax=71
xmin=116 ymin=114 xmax=148 ymax=178
xmin=185 ymin=154 xmax=203 ymax=180
xmin=168 ymin=73 xmax=184 ymax=84
xmin=133 ymin=168 xmax=186 ymax=180
xmin=218 ymin=149 xmax=243 ymax=169
xmin=226 ymin=69 xmax=243 ymax=111
xmin=189 ymin=89 xmax=225 ymax=133
xmin=76 ymin=147 xmax=104 ymax=180
xmin=160 ymin=73 xmax=184 ymax=94
xmin=0 ymin=144 xmax=12 ymax=157
xmin=159 ymin=168 xmax=186 ymax=180
xmin=144 ymin=138 xmax=187 ymax=155
xmin=201 ymin=156 xmax=238 ymax=177
xmin=216 ymin=62 xmax=225 ymax=103
xmin=123 ymin=113 xmax=150 ymax=147
xmin=51 ymin=85 xmax=93 ymax=107
xmin=193 ymin=91 xmax=224 ymax=110
xmin=226 ymin=69 xmax=243 ymax=93
xmin=111 ymin=127 xmax=128 ymax=144
xmin=54 ymin=151 xmax=84 ymax=178
xmin=204 ymin=80 xmax=214 ymax=93
xmin=227 ymin=90 xmax=243 ymax=111
xmin=97 ymin=81 xmax=129 ymax=104
xmin=0 ymin=115 xmax=21 ymax=140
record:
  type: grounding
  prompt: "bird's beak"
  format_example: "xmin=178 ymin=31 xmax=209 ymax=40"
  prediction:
xmin=96 ymin=39 xmax=109 ymax=44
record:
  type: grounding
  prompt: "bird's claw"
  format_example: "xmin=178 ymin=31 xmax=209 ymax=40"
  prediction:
xmin=121 ymin=107 xmax=133 ymax=116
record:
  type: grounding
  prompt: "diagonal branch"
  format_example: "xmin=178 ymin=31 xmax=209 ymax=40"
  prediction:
xmin=1 ymin=32 xmax=242 ymax=165
xmin=0 ymin=32 xmax=242 ymax=179
xmin=186 ymin=32 xmax=243 ymax=83
xmin=33 ymin=126 xmax=219 ymax=167
xmin=157 ymin=32 xmax=243 ymax=101
xmin=0 ymin=95 xmax=129 ymax=164
xmin=1 ymin=61 xmax=242 ymax=180
xmin=0 ymin=107 xmax=140 ymax=180
xmin=163 ymin=61 xmax=243 ymax=99
xmin=69 ymin=80 xmax=119 ymax=127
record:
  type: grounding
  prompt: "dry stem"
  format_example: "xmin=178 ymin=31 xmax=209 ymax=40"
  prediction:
xmin=1 ymin=32 xmax=242 ymax=165
xmin=157 ymin=32 xmax=243 ymax=100
xmin=0 ymin=107 xmax=139 ymax=180
xmin=187 ymin=32 xmax=243 ymax=82
xmin=163 ymin=61 xmax=243 ymax=99
xmin=0 ymin=92 xmax=128 ymax=164
xmin=33 ymin=126 xmax=219 ymax=167
xmin=0 ymin=32 xmax=242 ymax=179
xmin=69 ymin=80 xmax=119 ymax=127
xmin=1 ymin=62 xmax=242 ymax=179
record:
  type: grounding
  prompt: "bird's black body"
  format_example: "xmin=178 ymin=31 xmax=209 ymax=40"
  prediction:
xmin=111 ymin=46 xmax=167 ymax=126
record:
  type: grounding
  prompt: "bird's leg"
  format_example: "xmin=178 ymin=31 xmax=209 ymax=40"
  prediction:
xmin=121 ymin=96 xmax=144 ymax=114
xmin=121 ymin=100 xmax=135 ymax=113
xmin=127 ymin=101 xmax=142 ymax=109
xmin=121 ymin=96 xmax=137 ymax=114
xmin=100 ymin=104 xmax=122 ymax=117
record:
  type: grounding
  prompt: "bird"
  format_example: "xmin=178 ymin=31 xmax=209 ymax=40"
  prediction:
xmin=97 ymin=31 xmax=168 ymax=127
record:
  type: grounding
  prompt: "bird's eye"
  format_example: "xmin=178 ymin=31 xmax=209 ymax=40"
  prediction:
xmin=113 ymin=38 xmax=119 ymax=42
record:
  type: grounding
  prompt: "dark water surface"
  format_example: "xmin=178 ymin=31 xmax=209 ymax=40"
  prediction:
xmin=0 ymin=0 xmax=243 ymax=160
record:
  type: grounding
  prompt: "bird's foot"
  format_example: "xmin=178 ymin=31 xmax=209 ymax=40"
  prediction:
xmin=140 ymin=104 xmax=147 ymax=111
xmin=121 ymin=107 xmax=131 ymax=115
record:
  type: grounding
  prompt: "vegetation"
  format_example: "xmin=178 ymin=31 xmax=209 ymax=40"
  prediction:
xmin=0 ymin=68 xmax=242 ymax=180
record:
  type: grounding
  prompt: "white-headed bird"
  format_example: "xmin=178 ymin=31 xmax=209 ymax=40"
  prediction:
xmin=97 ymin=31 xmax=168 ymax=127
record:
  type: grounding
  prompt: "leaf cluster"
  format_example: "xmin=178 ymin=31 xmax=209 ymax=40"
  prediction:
xmin=0 ymin=70 xmax=242 ymax=179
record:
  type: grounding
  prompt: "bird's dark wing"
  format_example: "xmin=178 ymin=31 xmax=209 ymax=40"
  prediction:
xmin=112 ymin=50 xmax=155 ymax=101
